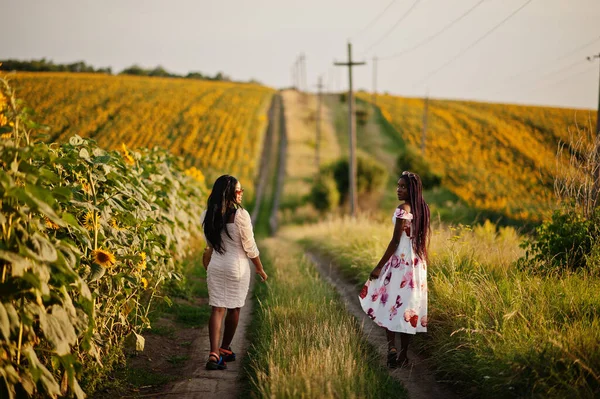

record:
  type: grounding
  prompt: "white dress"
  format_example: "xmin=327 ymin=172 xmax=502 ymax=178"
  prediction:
xmin=358 ymin=208 xmax=428 ymax=333
xmin=201 ymin=208 xmax=259 ymax=308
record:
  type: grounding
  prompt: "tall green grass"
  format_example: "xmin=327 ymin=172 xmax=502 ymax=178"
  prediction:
xmin=243 ymin=238 xmax=408 ymax=399
xmin=284 ymin=217 xmax=600 ymax=398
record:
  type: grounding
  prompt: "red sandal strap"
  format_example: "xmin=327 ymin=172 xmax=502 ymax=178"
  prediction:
xmin=208 ymin=352 xmax=220 ymax=361
xmin=219 ymin=347 xmax=233 ymax=355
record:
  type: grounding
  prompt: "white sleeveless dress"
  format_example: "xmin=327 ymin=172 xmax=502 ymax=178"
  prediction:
xmin=358 ymin=208 xmax=428 ymax=333
xmin=201 ymin=209 xmax=259 ymax=308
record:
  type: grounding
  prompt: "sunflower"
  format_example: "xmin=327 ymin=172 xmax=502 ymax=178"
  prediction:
xmin=92 ymin=249 xmax=116 ymax=268
xmin=83 ymin=211 xmax=98 ymax=231
xmin=137 ymin=252 xmax=147 ymax=270
xmin=121 ymin=143 xmax=136 ymax=166
xmin=184 ymin=166 xmax=205 ymax=184
xmin=123 ymin=152 xmax=135 ymax=166
xmin=81 ymin=182 xmax=92 ymax=195
xmin=141 ymin=277 xmax=148 ymax=290
xmin=0 ymin=90 xmax=6 ymax=110
xmin=110 ymin=218 xmax=124 ymax=231
xmin=44 ymin=217 xmax=59 ymax=230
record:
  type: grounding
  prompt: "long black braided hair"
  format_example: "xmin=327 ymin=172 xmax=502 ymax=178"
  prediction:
xmin=401 ymin=171 xmax=431 ymax=261
xmin=203 ymin=175 xmax=242 ymax=254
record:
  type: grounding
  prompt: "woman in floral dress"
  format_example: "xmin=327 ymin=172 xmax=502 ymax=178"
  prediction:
xmin=358 ymin=171 xmax=430 ymax=368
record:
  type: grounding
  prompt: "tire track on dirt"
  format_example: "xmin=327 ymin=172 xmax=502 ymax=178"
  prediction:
xmin=305 ymin=251 xmax=458 ymax=399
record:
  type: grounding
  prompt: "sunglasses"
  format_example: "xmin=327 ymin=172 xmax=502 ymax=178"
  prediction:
xmin=235 ymin=188 xmax=244 ymax=194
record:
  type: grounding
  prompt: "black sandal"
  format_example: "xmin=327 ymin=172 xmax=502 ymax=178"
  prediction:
xmin=219 ymin=346 xmax=236 ymax=362
xmin=205 ymin=352 xmax=227 ymax=370
xmin=387 ymin=347 xmax=398 ymax=369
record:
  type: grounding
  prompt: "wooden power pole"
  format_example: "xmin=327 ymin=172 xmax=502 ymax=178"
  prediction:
xmin=315 ymin=76 xmax=325 ymax=171
xmin=335 ymin=42 xmax=366 ymax=217
xmin=372 ymin=56 xmax=378 ymax=105
xmin=587 ymin=53 xmax=600 ymax=203
xmin=299 ymin=53 xmax=307 ymax=92
xmin=421 ymin=94 xmax=429 ymax=156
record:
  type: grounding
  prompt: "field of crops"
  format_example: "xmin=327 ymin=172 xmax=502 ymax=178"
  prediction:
xmin=361 ymin=93 xmax=597 ymax=221
xmin=10 ymin=72 xmax=274 ymax=186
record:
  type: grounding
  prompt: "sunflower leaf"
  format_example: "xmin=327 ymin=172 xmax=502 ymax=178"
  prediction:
xmin=89 ymin=263 xmax=105 ymax=282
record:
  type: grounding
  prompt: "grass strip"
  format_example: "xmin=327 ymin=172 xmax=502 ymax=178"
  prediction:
xmin=284 ymin=217 xmax=600 ymax=398
xmin=242 ymin=237 xmax=408 ymax=399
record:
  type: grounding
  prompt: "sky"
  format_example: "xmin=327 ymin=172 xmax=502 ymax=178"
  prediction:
xmin=3 ymin=0 xmax=600 ymax=109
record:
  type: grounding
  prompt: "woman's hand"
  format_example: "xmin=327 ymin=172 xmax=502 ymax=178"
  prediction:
xmin=369 ymin=265 xmax=382 ymax=280
xmin=202 ymin=247 xmax=213 ymax=270
xmin=256 ymin=268 xmax=268 ymax=282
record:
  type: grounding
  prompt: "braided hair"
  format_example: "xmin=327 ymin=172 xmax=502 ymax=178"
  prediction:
xmin=401 ymin=171 xmax=431 ymax=261
xmin=203 ymin=175 xmax=242 ymax=254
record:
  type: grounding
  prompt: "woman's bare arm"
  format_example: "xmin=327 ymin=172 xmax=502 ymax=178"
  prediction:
xmin=250 ymin=256 xmax=268 ymax=282
xmin=202 ymin=247 xmax=213 ymax=270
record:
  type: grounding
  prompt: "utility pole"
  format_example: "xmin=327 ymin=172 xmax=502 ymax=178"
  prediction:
xmin=315 ymin=76 xmax=325 ymax=171
xmin=334 ymin=42 xmax=366 ymax=217
xmin=372 ymin=56 xmax=378 ymax=105
xmin=293 ymin=57 xmax=300 ymax=90
xmin=299 ymin=53 xmax=307 ymax=92
xmin=587 ymin=53 xmax=600 ymax=204
xmin=421 ymin=94 xmax=429 ymax=156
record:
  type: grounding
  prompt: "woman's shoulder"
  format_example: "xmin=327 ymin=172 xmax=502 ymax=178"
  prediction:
xmin=397 ymin=203 xmax=411 ymax=212
xmin=394 ymin=203 xmax=413 ymax=220
xmin=234 ymin=208 xmax=251 ymax=223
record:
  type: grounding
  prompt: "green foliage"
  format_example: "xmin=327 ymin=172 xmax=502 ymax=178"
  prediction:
xmin=0 ymin=58 xmax=111 ymax=74
xmin=0 ymin=76 xmax=206 ymax=399
xmin=521 ymin=207 xmax=600 ymax=272
xmin=294 ymin=217 xmax=600 ymax=398
xmin=396 ymin=144 xmax=441 ymax=190
xmin=243 ymin=240 xmax=408 ymax=398
xmin=323 ymin=154 xmax=388 ymax=205
xmin=309 ymin=173 xmax=340 ymax=212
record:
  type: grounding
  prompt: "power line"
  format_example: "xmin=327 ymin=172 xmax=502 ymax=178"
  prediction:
xmin=476 ymin=34 xmax=600 ymax=93
xmin=557 ymin=36 xmax=600 ymax=63
xmin=380 ymin=0 xmax=486 ymax=61
xmin=522 ymin=62 xmax=596 ymax=96
xmin=412 ymin=0 xmax=533 ymax=89
xmin=361 ymin=0 xmax=421 ymax=55
xmin=489 ymin=58 xmax=586 ymax=97
xmin=350 ymin=0 xmax=399 ymax=42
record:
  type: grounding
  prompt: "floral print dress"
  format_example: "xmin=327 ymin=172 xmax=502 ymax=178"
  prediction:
xmin=358 ymin=208 xmax=428 ymax=333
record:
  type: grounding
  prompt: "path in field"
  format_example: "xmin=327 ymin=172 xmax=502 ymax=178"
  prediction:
xmin=152 ymin=94 xmax=284 ymax=399
xmin=305 ymin=251 xmax=458 ymax=399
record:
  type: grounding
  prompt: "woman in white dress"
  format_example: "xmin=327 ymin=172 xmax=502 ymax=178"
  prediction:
xmin=201 ymin=175 xmax=268 ymax=370
xmin=358 ymin=171 xmax=430 ymax=368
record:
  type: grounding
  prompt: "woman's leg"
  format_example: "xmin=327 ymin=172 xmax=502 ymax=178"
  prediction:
xmin=209 ymin=307 xmax=226 ymax=354
xmin=385 ymin=328 xmax=398 ymax=367
xmin=385 ymin=328 xmax=396 ymax=350
xmin=221 ymin=307 xmax=241 ymax=349
xmin=398 ymin=333 xmax=412 ymax=364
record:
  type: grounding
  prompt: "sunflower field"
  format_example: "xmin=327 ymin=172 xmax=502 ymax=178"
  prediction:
xmin=362 ymin=93 xmax=597 ymax=221
xmin=10 ymin=72 xmax=274 ymax=192
xmin=0 ymin=75 xmax=208 ymax=398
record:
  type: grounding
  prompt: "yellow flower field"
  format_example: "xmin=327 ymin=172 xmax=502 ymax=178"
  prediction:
xmin=10 ymin=72 xmax=274 ymax=186
xmin=361 ymin=93 xmax=597 ymax=221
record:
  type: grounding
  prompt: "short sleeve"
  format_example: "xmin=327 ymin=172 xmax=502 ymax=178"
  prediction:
xmin=235 ymin=209 xmax=260 ymax=258
xmin=394 ymin=208 xmax=413 ymax=221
